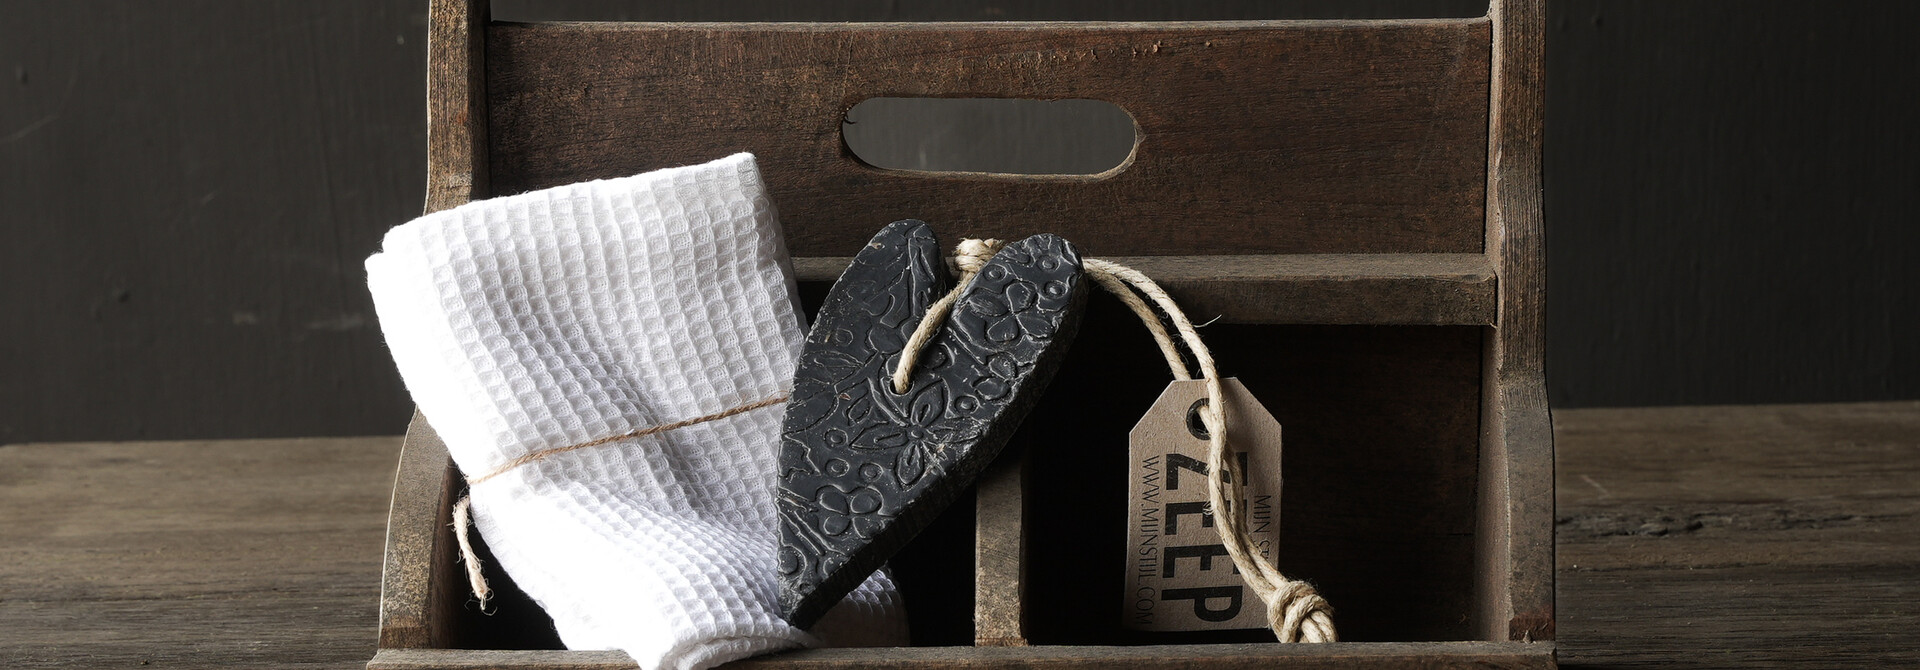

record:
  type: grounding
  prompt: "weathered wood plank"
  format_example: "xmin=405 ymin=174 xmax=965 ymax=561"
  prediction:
xmin=426 ymin=0 xmax=490 ymax=214
xmin=395 ymin=0 xmax=489 ymax=644
xmin=1554 ymin=402 xmax=1920 ymax=668
xmin=485 ymin=19 xmax=1491 ymax=256
xmin=795 ymin=254 xmax=1497 ymax=325
xmin=378 ymin=412 xmax=463 ymax=649
xmin=972 ymin=454 xmax=1029 ymax=646
xmin=369 ymin=641 xmax=1554 ymax=669
xmin=0 ymin=438 xmax=401 ymax=669
xmin=1474 ymin=0 xmax=1553 ymax=643
xmin=8 ymin=402 xmax=1917 ymax=668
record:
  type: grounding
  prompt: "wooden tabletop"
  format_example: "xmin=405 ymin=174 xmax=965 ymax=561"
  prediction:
xmin=4 ymin=402 xmax=1916 ymax=668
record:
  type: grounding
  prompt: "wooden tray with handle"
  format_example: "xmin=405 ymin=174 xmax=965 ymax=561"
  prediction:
xmin=371 ymin=0 xmax=1553 ymax=667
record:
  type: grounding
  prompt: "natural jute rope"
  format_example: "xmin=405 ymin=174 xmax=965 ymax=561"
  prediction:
xmin=466 ymin=394 xmax=790 ymax=486
xmin=893 ymin=240 xmax=1338 ymax=643
xmin=893 ymin=239 xmax=1190 ymax=393
xmin=450 ymin=495 xmax=491 ymax=608
xmin=450 ymin=393 xmax=789 ymax=610
xmin=445 ymin=241 xmax=1338 ymax=639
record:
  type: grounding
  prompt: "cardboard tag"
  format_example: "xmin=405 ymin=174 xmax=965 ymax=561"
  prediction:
xmin=1123 ymin=378 xmax=1283 ymax=632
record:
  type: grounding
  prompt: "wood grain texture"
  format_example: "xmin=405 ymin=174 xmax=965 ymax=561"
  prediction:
xmin=484 ymin=19 xmax=1491 ymax=256
xmin=8 ymin=403 xmax=1914 ymax=667
xmin=378 ymin=412 xmax=464 ymax=649
xmin=972 ymin=454 xmax=1029 ymax=646
xmin=490 ymin=1 xmax=1493 ymax=22
xmin=389 ymin=0 xmax=490 ymax=648
xmin=427 ymin=0 xmax=490 ymax=213
xmin=795 ymin=254 xmax=1497 ymax=325
xmin=369 ymin=641 xmax=1553 ymax=669
xmin=377 ymin=0 xmax=491 ymax=644
xmin=1554 ymin=401 xmax=1920 ymax=668
xmin=0 ymin=437 xmax=401 ymax=669
xmin=1474 ymin=0 xmax=1554 ymax=643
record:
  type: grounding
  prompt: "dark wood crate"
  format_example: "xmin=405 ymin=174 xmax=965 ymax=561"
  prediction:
xmin=372 ymin=0 xmax=1553 ymax=667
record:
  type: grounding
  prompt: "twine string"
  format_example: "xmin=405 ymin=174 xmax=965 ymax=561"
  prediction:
xmin=446 ymin=240 xmax=1339 ymax=641
xmin=466 ymin=394 xmax=790 ymax=486
xmin=892 ymin=238 xmax=1005 ymax=394
xmin=891 ymin=241 xmax=1337 ymax=643
xmin=450 ymin=495 xmax=492 ymax=612
xmin=449 ymin=393 xmax=789 ymax=610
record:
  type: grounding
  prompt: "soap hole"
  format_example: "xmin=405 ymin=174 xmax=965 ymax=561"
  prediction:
xmin=843 ymin=98 xmax=1137 ymax=177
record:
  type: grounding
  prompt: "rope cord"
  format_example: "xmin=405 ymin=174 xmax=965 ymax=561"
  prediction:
xmin=444 ymin=240 xmax=1338 ymax=640
xmin=451 ymin=496 xmax=493 ymax=612
xmin=449 ymin=393 xmax=789 ymax=610
xmin=891 ymin=241 xmax=1337 ymax=643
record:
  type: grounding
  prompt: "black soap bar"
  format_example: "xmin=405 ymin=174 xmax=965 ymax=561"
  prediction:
xmin=776 ymin=220 xmax=1087 ymax=628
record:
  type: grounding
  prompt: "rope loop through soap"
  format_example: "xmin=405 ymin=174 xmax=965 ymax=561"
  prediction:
xmin=892 ymin=239 xmax=1339 ymax=643
xmin=891 ymin=238 xmax=1006 ymax=394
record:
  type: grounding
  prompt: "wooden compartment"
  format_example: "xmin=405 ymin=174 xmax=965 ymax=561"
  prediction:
xmin=372 ymin=0 xmax=1552 ymax=667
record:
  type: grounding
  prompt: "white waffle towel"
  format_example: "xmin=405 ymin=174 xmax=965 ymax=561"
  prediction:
xmin=365 ymin=153 xmax=909 ymax=670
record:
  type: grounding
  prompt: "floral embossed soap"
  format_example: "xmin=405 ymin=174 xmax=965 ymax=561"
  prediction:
xmin=775 ymin=220 xmax=1087 ymax=628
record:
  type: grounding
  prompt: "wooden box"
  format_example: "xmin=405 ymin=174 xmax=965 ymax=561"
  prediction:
xmin=370 ymin=0 xmax=1553 ymax=667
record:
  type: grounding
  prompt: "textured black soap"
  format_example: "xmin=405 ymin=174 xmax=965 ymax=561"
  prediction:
xmin=776 ymin=220 xmax=1087 ymax=628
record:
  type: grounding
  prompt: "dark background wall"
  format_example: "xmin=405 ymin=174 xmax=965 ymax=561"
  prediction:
xmin=4 ymin=1 xmax=1915 ymax=444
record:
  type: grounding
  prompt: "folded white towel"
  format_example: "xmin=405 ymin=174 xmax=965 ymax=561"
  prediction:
xmin=366 ymin=153 xmax=909 ymax=670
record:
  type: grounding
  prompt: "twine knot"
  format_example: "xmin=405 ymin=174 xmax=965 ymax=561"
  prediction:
xmin=1266 ymin=577 xmax=1338 ymax=643
xmin=891 ymin=238 xmax=1339 ymax=643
